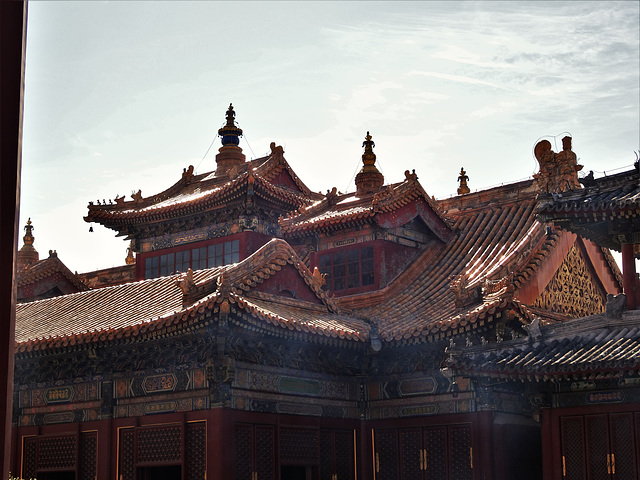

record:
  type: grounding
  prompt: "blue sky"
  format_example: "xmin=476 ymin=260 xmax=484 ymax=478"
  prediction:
xmin=19 ymin=1 xmax=639 ymax=273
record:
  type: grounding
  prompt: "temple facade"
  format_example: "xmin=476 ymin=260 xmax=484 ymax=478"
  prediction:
xmin=10 ymin=106 xmax=638 ymax=480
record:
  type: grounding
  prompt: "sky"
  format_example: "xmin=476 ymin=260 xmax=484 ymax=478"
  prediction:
xmin=19 ymin=1 xmax=640 ymax=274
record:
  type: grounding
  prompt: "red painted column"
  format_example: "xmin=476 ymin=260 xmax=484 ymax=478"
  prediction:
xmin=621 ymin=243 xmax=637 ymax=309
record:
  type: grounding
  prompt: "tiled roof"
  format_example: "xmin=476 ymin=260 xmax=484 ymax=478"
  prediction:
xmin=538 ymin=166 xmax=640 ymax=216
xmin=340 ymin=181 xmax=566 ymax=342
xmin=445 ymin=310 xmax=640 ymax=380
xmin=280 ymin=174 xmax=451 ymax=239
xmin=16 ymin=254 xmax=88 ymax=294
xmin=15 ymin=239 xmax=364 ymax=353
xmin=85 ymin=151 xmax=322 ymax=227
xmin=537 ymin=166 xmax=640 ymax=251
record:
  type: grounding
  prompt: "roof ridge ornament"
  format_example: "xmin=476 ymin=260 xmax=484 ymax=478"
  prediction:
xmin=216 ymin=103 xmax=246 ymax=175
xmin=17 ymin=217 xmax=39 ymax=269
xmin=457 ymin=167 xmax=470 ymax=195
xmin=355 ymin=131 xmax=384 ymax=197
xmin=533 ymin=135 xmax=583 ymax=193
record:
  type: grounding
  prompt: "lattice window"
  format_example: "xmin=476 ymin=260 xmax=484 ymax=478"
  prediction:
xmin=586 ymin=415 xmax=609 ymax=479
xmin=79 ymin=431 xmax=98 ymax=480
xmin=375 ymin=429 xmax=399 ymax=480
xmin=119 ymin=429 xmax=135 ymax=480
xmin=137 ymin=425 xmax=182 ymax=463
xmin=22 ymin=437 xmax=37 ymax=480
xmin=38 ymin=435 xmax=77 ymax=469
xmin=186 ymin=422 xmax=207 ymax=480
xmin=610 ymin=413 xmax=636 ymax=480
xmin=449 ymin=425 xmax=472 ymax=480
xmin=334 ymin=430 xmax=355 ymax=480
xmin=255 ymin=425 xmax=275 ymax=480
xmin=235 ymin=424 xmax=253 ymax=480
xmin=533 ymin=245 xmax=606 ymax=317
xmin=280 ymin=427 xmax=319 ymax=465
xmin=425 ymin=427 xmax=447 ymax=480
xmin=399 ymin=429 xmax=421 ymax=479
xmin=561 ymin=416 xmax=586 ymax=480
xmin=319 ymin=430 xmax=334 ymax=480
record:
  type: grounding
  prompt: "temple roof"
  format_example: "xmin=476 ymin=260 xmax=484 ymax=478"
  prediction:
xmin=445 ymin=308 xmax=640 ymax=381
xmin=16 ymin=251 xmax=89 ymax=302
xmin=339 ymin=180 xmax=620 ymax=342
xmin=15 ymin=239 xmax=368 ymax=353
xmin=84 ymin=144 xmax=322 ymax=235
xmin=280 ymin=169 xmax=452 ymax=242
xmin=537 ymin=165 xmax=640 ymax=252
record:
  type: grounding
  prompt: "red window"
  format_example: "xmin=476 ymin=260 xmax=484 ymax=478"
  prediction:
xmin=319 ymin=246 xmax=374 ymax=292
xmin=144 ymin=239 xmax=239 ymax=279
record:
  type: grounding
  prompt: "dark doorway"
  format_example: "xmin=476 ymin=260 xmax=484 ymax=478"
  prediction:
xmin=281 ymin=465 xmax=317 ymax=480
xmin=137 ymin=465 xmax=181 ymax=480
xmin=38 ymin=473 xmax=75 ymax=480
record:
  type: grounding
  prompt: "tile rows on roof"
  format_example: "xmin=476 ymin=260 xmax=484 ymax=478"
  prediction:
xmin=447 ymin=312 xmax=640 ymax=379
xmin=537 ymin=167 xmax=640 ymax=215
xmin=347 ymin=190 xmax=545 ymax=342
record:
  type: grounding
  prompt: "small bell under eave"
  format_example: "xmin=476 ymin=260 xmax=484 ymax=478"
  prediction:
xmin=89 ymin=224 xmax=94 ymax=233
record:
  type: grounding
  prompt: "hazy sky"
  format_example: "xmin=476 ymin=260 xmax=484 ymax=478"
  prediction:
xmin=19 ymin=1 xmax=639 ymax=273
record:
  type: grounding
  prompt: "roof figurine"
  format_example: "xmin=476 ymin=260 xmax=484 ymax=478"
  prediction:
xmin=533 ymin=135 xmax=583 ymax=193
xmin=215 ymin=103 xmax=246 ymax=175
xmin=355 ymin=131 xmax=384 ymax=197
xmin=457 ymin=167 xmax=470 ymax=195
xmin=17 ymin=218 xmax=39 ymax=270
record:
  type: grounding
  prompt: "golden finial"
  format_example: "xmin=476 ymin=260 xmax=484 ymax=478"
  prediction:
xmin=125 ymin=240 xmax=135 ymax=265
xmin=23 ymin=218 xmax=35 ymax=245
xmin=457 ymin=167 xmax=470 ymax=195
xmin=362 ymin=131 xmax=376 ymax=165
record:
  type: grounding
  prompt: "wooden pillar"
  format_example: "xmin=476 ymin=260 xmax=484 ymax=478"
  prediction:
xmin=621 ymin=243 xmax=637 ymax=309
xmin=0 ymin=0 xmax=27 ymax=475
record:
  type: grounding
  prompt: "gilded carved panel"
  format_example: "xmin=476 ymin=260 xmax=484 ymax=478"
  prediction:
xmin=533 ymin=244 xmax=606 ymax=317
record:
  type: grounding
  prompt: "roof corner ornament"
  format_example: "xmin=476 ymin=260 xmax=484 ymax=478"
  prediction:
xmin=404 ymin=169 xmax=418 ymax=182
xmin=605 ymin=293 xmax=626 ymax=319
xmin=457 ymin=167 xmax=470 ymax=195
xmin=533 ymin=135 xmax=583 ymax=193
xmin=114 ymin=194 xmax=125 ymax=207
xmin=311 ymin=266 xmax=327 ymax=289
xmin=522 ymin=317 xmax=542 ymax=341
xmin=131 ymin=189 xmax=143 ymax=204
xmin=182 ymin=165 xmax=194 ymax=183
xmin=270 ymin=142 xmax=284 ymax=156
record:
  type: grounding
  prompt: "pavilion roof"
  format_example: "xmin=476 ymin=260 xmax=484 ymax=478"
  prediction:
xmin=280 ymin=170 xmax=452 ymax=242
xmin=15 ymin=239 xmax=368 ymax=353
xmin=16 ymin=252 xmax=89 ymax=298
xmin=84 ymin=147 xmax=322 ymax=232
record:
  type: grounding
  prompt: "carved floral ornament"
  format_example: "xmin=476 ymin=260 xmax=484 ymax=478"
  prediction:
xmin=533 ymin=244 xmax=606 ymax=317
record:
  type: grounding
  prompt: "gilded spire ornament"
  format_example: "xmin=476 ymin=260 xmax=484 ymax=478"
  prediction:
xmin=355 ymin=131 xmax=384 ymax=197
xmin=215 ymin=103 xmax=246 ymax=175
xmin=17 ymin=217 xmax=39 ymax=269
xmin=457 ymin=167 xmax=470 ymax=195
xmin=125 ymin=240 xmax=135 ymax=265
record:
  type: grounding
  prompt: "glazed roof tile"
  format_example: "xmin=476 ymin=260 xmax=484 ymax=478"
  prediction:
xmin=537 ymin=166 xmax=640 ymax=216
xmin=446 ymin=311 xmax=640 ymax=379
xmin=280 ymin=175 xmax=451 ymax=237
xmin=16 ymin=254 xmax=88 ymax=294
xmin=15 ymin=239 xmax=360 ymax=353
xmin=340 ymin=181 xmax=577 ymax=341
xmin=85 ymin=152 xmax=322 ymax=226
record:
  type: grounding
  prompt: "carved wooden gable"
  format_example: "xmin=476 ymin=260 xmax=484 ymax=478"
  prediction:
xmin=532 ymin=243 xmax=607 ymax=318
